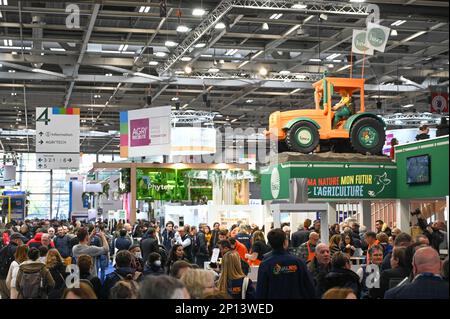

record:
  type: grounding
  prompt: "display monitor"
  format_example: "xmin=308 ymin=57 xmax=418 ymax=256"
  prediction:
xmin=406 ymin=155 xmax=431 ymax=185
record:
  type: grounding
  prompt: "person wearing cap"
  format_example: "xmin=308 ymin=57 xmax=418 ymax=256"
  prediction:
xmin=0 ymin=232 xmax=27 ymax=299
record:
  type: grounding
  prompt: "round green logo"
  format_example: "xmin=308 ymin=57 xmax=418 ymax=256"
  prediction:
xmin=355 ymin=32 xmax=369 ymax=51
xmin=368 ymin=28 xmax=386 ymax=48
xmin=296 ymin=128 xmax=313 ymax=146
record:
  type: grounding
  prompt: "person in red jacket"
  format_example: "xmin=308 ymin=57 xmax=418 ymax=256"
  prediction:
xmin=26 ymin=232 xmax=55 ymax=249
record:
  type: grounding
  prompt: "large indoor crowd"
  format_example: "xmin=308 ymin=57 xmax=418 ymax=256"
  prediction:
xmin=0 ymin=212 xmax=448 ymax=299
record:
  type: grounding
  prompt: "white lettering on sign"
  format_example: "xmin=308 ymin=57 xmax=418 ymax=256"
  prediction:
xmin=132 ymin=127 xmax=148 ymax=140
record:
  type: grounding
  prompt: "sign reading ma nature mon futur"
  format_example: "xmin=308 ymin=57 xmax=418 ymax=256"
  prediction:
xmin=261 ymin=162 xmax=397 ymax=201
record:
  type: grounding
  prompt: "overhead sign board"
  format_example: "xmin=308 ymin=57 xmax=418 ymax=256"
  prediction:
xmin=35 ymin=107 xmax=80 ymax=170
xmin=120 ymin=106 xmax=171 ymax=158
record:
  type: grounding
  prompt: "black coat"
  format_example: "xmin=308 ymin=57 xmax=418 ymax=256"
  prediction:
xmin=48 ymin=262 xmax=68 ymax=299
xmin=291 ymin=229 xmax=310 ymax=248
xmin=436 ymin=124 xmax=449 ymax=137
xmin=378 ymin=266 xmax=410 ymax=299
xmin=322 ymin=268 xmax=362 ymax=298
xmin=384 ymin=274 xmax=449 ymax=299
xmin=140 ymin=236 xmax=159 ymax=263
xmin=53 ymin=235 xmax=72 ymax=258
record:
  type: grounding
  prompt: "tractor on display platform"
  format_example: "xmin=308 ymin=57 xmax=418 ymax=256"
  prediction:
xmin=268 ymin=77 xmax=386 ymax=155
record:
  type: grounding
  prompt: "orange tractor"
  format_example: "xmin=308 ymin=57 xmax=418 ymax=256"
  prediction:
xmin=268 ymin=77 xmax=386 ymax=155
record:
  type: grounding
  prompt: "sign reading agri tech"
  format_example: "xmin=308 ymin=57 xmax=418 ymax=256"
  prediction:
xmin=120 ymin=106 xmax=171 ymax=158
xmin=35 ymin=107 xmax=80 ymax=170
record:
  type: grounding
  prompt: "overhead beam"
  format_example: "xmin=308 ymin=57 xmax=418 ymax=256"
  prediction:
xmin=63 ymin=4 xmax=100 ymax=108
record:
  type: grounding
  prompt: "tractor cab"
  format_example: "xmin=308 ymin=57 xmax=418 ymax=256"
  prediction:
xmin=268 ymin=76 xmax=386 ymax=155
xmin=312 ymin=77 xmax=366 ymax=130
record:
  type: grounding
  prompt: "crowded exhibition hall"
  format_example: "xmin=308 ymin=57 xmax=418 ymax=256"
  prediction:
xmin=0 ymin=0 xmax=448 ymax=305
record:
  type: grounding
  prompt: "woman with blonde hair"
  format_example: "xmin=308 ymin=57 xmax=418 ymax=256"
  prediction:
xmin=218 ymin=251 xmax=255 ymax=299
xmin=46 ymin=249 xmax=68 ymax=299
xmin=329 ymin=235 xmax=342 ymax=258
xmin=6 ymin=245 xmax=28 ymax=299
xmin=322 ymin=287 xmax=357 ymax=299
xmin=180 ymin=269 xmax=217 ymax=299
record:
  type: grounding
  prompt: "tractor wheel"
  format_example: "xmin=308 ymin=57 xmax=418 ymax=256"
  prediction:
xmin=278 ymin=140 xmax=289 ymax=153
xmin=286 ymin=121 xmax=320 ymax=154
xmin=350 ymin=117 xmax=385 ymax=155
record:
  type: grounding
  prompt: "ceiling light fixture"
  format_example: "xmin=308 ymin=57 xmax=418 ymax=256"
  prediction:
xmin=402 ymin=104 xmax=414 ymax=108
xmin=155 ymin=52 xmax=167 ymax=57
xmin=231 ymin=118 xmax=238 ymax=123
xmin=350 ymin=0 xmax=366 ymax=2
xmin=290 ymin=88 xmax=301 ymax=94
xmin=403 ymin=31 xmax=426 ymax=42
xmin=181 ymin=56 xmax=192 ymax=62
xmin=270 ymin=13 xmax=283 ymax=20
xmin=181 ymin=103 xmax=189 ymax=109
xmin=279 ymin=70 xmax=291 ymax=75
xmin=148 ymin=61 xmax=159 ymax=66
xmin=215 ymin=22 xmax=226 ymax=29
xmin=192 ymin=8 xmax=206 ymax=16
xmin=139 ymin=6 xmax=151 ymax=13
xmin=238 ymin=61 xmax=250 ymax=68
xmin=208 ymin=68 xmax=220 ymax=73
xmin=391 ymin=20 xmax=406 ymax=27
xmin=285 ymin=24 xmax=301 ymax=36
xmin=259 ymin=66 xmax=268 ymax=77
xmin=252 ymin=50 xmax=264 ymax=59
xmin=337 ymin=65 xmax=351 ymax=72
xmin=309 ymin=58 xmax=321 ymax=62
xmin=292 ymin=3 xmax=308 ymax=9
xmin=105 ymin=73 xmax=113 ymax=77
xmin=225 ymin=49 xmax=238 ymax=56
xmin=246 ymin=99 xmax=254 ymax=103
xmin=391 ymin=29 xmax=398 ymax=36
xmin=262 ymin=23 xmax=269 ymax=31
xmin=184 ymin=65 xmax=193 ymax=74
xmin=171 ymin=97 xmax=179 ymax=101
xmin=326 ymin=53 xmax=341 ymax=60
xmin=165 ymin=40 xmax=178 ymax=47
xmin=176 ymin=25 xmax=190 ymax=33
xmin=194 ymin=42 xmax=206 ymax=48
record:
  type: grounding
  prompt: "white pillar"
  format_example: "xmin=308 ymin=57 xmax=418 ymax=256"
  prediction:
xmin=272 ymin=205 xmax=281 ymax=229
xmin=320 ymin=211 xmax=329 ymax=242
xmin=359 ymin=200 xmax=372 ymax=231
xmin=396 ymin=199 xmax=411 ymax=234
xmin=327 ymin=203 xmax=337 ymax=226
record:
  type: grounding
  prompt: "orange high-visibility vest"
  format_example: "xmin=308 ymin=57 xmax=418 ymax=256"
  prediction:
xmin=307 ymin=242 xmax=315 ymax=262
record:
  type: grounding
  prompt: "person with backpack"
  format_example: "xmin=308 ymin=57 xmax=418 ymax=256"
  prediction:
xmin=15 ymin=247 xmax=55 ymax=299
xmin=0 ymin=232 xmax=27 ymax=299
xmin=6 ymin=245 xmax=28 ymax=299
xmin=101 ymin=250 xmax=139 ymax=299
xmin=217 ymin=251 xmax=255 ymax=299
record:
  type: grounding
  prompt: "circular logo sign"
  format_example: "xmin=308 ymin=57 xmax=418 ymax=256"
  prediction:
xmin=297 ymin=129 xmax=312 ymax=146
xmin=432 ymin=95 xmax=448 ymax=112
xmin=355 ymin=32 xmax=369 ymax=52
xmin=367 ymin=28 xmax=386 ymax=48
xmin=270 ymin=167 xmax=280 ymax=199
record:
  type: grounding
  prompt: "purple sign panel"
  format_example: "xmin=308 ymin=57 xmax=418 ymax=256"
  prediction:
xmin=130 ymin=118 xmax=150 ymax=147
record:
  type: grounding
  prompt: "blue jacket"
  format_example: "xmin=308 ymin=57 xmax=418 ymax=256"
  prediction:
xmin=384 ymin=273 xmax=449 ymax=299
xmin=53 ymin=235 xmax=72 ymax=258
xmin=256 ymin=250 xmax=316 ymax=299
xmin=115 ymin=236 xmax=132 ymax=252
xmin=101 ymin=267 xmax=135 ymax=299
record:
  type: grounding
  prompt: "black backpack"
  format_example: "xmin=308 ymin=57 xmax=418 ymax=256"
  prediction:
xmin=0 ymin=245 xmax=15 ymax=278
xmin=19 ymin=268 xmax=47 ymax=299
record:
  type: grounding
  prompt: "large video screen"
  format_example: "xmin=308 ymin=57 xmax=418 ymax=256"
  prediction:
xmin=406 ymin=155 xmax=431 ymax=185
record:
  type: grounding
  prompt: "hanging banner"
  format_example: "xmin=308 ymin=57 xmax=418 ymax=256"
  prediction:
xmin=366 ymin=22 xmax=390 ymax=53
xmin=35 ymin=107 xmax=80 ymax=170
xmin=120 ymin=106 xmax=172 ymax=158
xmin=352 ymin=29 xmax=374 ymax=56
xmin=171 ymin=127 xmax=217 ymax=155
xmin=430 ymin=92 xmax=449 ymax=113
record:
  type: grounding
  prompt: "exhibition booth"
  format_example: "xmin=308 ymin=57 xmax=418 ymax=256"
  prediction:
xmin=261 ymin=135 xmax=449 ymax=244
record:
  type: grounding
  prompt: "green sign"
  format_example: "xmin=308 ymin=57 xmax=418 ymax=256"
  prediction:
xmin=136 ymin=168 xmax=212 ymax=201
xmin=261 ymin=162 xmax=397 ymax=201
